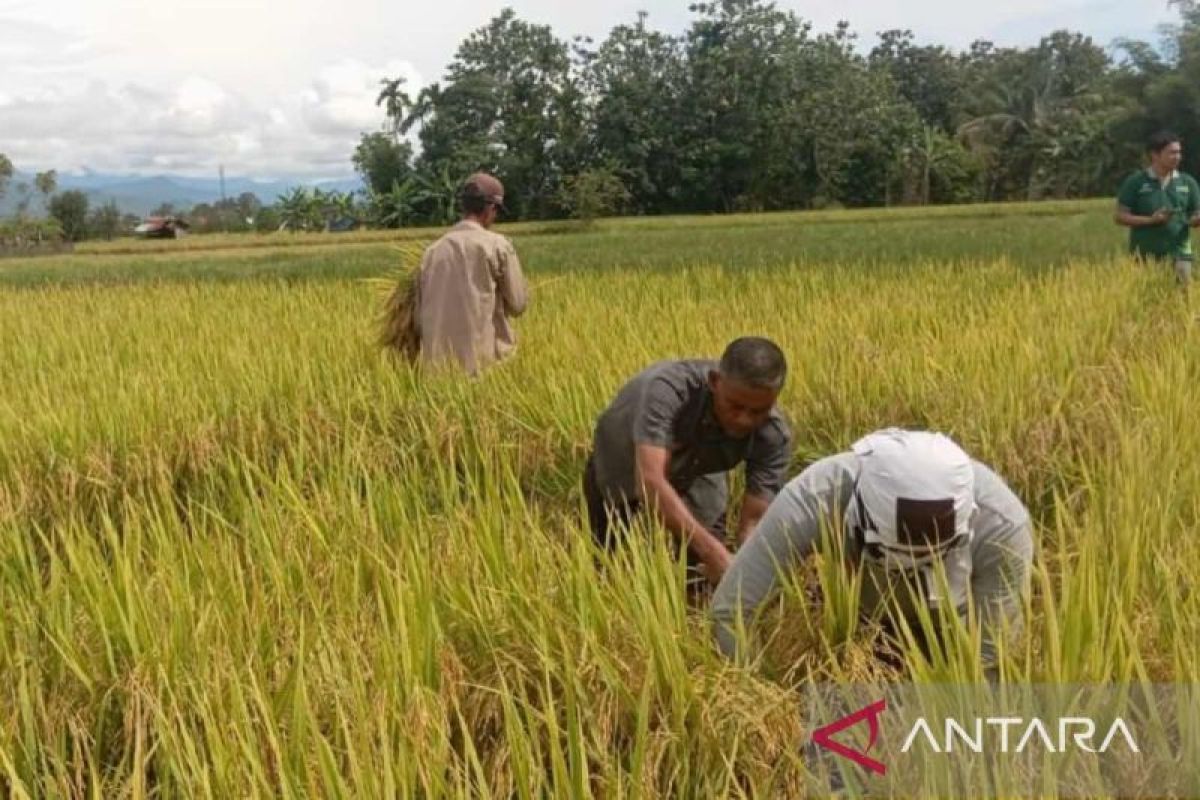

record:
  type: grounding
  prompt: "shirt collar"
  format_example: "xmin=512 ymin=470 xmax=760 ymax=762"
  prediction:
xmin=698 ymin=386 xmax=725 ymax=437
xmin=1147 ymin=167 xmax=1180 ymax=184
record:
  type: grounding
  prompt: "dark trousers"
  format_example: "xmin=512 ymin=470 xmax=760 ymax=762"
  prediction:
xmin=582 ymin=456 xmax=728 ymax=593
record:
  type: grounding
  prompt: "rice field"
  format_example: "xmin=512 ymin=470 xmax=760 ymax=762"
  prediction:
xmin=2 ymin=200 xmax=1198 ymax=797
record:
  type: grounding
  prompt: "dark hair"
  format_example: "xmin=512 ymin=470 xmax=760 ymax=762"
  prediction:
xmin=460 ymin=193 xmax=490 ymax=214
xmin=719 ymin=336 xmax=787 ymax=391
xmin=1148 ymin=131 xmax=1182 ymax=154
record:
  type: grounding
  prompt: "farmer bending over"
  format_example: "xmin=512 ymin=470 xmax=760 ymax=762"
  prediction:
xmin=583 ymin=337 xmax=793 ymax=593
xmin=712 ymin=428 xmax=1032 ymax=680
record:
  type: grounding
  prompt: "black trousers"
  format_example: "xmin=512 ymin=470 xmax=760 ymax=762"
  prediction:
xmin=582 ymin=456 xmax=728 ymax=592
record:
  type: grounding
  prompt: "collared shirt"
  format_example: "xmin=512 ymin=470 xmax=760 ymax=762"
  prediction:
xmin=418 ymin=220 xmax=528 ymax=375
xmin=1117 ymin=168 xmax=1200 ymax=259
xmin=590 ymin=359 xmax=792 ymax=504
xmin=711 ymin=452 xmax=1032 ymax=669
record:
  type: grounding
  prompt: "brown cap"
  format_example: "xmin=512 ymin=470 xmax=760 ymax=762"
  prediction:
xmin=461 ymin=172 xmax=505 ymax=210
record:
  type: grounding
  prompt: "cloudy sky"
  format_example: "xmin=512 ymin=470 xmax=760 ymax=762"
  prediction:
xmin=0 ymin=0 xmax=1180 ymax=181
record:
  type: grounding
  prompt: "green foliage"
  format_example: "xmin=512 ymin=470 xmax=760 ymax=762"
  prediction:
xmin=359 ymin=2 xmax=1200 ymax=223
xmin=275 ymin=187 xmax=359 ymax=233
xmin=47 ymin=189 xmax=90 ymax=241
xmin=189 ymin=193 xmax=264 ymax=234
xmin=353 ymin=132 xmax=413 ymax=196
xmin=0 ymin=216 xmax=62 ymax=247
xmin=87 ymin=200 xmax=123 ymax=241
xmin=0 ymin=153 xmax=11 ymax=202
xmin=34 ymin=169 xmax=57 ymax=200
xmin=557 ymin=168 xmax=630 ymax=223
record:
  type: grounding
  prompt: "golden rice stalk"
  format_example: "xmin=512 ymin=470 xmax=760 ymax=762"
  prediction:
xmin=371 ymin=241 xmax=430 ymax=360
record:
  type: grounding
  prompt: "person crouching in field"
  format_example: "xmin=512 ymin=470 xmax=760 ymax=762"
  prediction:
xmin=711 ymin=429 xmax=1033 ymax=681
xmin=1116 ymin=131 xmax=1200 ymax=290
xmin=417 ymin=172 xmax=529 ymax=375
xmin=583 ymin=337 xmax=793 ymax=595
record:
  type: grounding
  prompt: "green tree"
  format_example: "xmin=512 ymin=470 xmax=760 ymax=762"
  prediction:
xmin=353 ymin=132 xmax=413 ymax=196
xmin=1109 ymin=2 xmax=1200 ymax=178
xmin=898 ymin=124 xmax=983 ymax=204
xmin=579 ymin=12 xmax=686 ymax=212
xmin=34 ymin=170 xmax=57 ymax=214
xmin=0 ymin=154 xmax=12 ymax=204
xmin=557 ymin=167 xmax=629 ymax=223
xmin=410 ymin=9 xmax=586 ymax=219
xmin=235 ymin=192 xmax=262 ymax=226
xmin=277 ymin=188 xmax=310 ymax=232
xmin=871 ymin=30 xmax=968 ymax=133
xmin=376 ymin=76 xmax=413 ymax=144
xmin=253 ymin=205 xmax=282 ymax=233
xmin=959 ymin=32 xmax=1115 ymax=200
xmin=369 ymin=176 xmax=427 ymax=228
xmin=415 ymin=164 xmax=463 ymax=225
xmin=48 ymin=190 xmax=90 ymax=241
xmin=88 ymin=201 xmax=122 ymax=240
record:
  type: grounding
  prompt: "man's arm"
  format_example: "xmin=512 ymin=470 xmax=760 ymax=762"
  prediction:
xmin=636 ymin=444 xmax=732 ymax=582
xmin=712 ymin=455 xmax=853 ymax=660
xmin=1115 ymin=205 xmax=1170 ymax=228
xmin=1115 ymin=175 xmax=1168 ymax=228
xmin=495 ymin=240 xmax=528 ymax=316
xmin=970 ymin=515 xmax=1034 ymax=680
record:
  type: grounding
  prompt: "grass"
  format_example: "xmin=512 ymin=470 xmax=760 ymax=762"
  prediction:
xmin=1 ymin=201 xmax=1196 ymax=796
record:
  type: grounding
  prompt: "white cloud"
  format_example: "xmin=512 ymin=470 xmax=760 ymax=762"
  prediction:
xmin=0 ymin=59 xmax=422 ymax=179
xmin=0 ymin=0 xmax=1181 ymax=179
xmin=300 ymin=58 xmax=423 ymax=136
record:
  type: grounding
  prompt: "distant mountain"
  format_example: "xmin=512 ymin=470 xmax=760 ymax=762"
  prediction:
xmin=0 ymin=170 xmax=364 ymax=217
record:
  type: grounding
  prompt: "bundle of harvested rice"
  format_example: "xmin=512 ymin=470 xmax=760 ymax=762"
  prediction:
xmin=372 ymin=241 xmax=430 ymax=361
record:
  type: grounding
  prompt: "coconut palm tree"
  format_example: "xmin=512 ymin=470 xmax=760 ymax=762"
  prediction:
xmin=377 ymin=77 xmax=412 ymax=145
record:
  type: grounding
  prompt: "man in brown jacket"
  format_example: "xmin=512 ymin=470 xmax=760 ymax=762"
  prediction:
xmin=418 ymin=173 xmax=529 ymax=375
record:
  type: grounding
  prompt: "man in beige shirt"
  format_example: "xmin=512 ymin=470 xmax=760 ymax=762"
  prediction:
xmin=418 ymin=173 xmax=529 ymax=375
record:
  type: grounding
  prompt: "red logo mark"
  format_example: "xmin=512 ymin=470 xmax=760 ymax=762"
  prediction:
xmin=811 ymin=699 xmax=888 ymax=775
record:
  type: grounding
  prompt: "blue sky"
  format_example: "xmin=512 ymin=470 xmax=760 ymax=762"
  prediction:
xmin=0 ymin=0 xmax=1181 ymax=180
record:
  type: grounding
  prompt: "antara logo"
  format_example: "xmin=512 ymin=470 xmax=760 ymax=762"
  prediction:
xmin=811 ymin=700 xmax=1141 ymax=774
xmin=811 ymin=699 xmax=888 ymax=775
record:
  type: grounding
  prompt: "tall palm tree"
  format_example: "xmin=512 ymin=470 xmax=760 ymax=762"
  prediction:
xmin=376 ymin=77 xmax=412 ymax=145
xmin=400 ymin=83 xmax=442 ymax=135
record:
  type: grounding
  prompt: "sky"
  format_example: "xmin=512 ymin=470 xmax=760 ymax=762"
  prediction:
xmin=0 ymin=0 xmax=1181 ymax=182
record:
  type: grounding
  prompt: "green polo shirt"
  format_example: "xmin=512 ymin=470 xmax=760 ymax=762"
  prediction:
xmin=1117 ymin=168 xmax=1200 ymax=260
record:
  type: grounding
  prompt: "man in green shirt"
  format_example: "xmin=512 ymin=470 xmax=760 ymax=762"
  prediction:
xmin=1116 ymin=131 xmax=1200 ymax=288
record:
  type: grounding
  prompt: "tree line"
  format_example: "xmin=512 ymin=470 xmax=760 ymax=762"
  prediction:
xmin=353 ymin=0 xmax=1200 ymax=224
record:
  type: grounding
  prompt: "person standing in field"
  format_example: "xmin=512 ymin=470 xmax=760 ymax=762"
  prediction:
xmin=711 ymin=429 xmax=1032 ymax=680
xmin=583 ymin=337 xmax=793 ymax=593
xmin=417 ymin=172 xmax=529 ymax=374
xmin=1115 ymin=131 xmax=1200 ymax=289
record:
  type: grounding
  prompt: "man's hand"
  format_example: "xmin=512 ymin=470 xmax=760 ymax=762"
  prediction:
xmin=699 ymin=545 xmax=733 ymax=585
xmin=635 ymin=443 xmax=732 ymax=584
xmin=1150 ymin=207 xmax=1173 ymax=225
xmin=1190 ymin=214 xmax=1200 ymax=228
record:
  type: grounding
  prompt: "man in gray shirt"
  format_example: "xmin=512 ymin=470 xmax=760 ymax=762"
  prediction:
xmin=584 ymin=337 xmax=793 ymax=591
xmin=712 ymin=429 xmax=1032 ymax=678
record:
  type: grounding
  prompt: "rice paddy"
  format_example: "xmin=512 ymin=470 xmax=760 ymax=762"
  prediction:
xmin=2 ymin=199 xmax=1197 ymax=797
